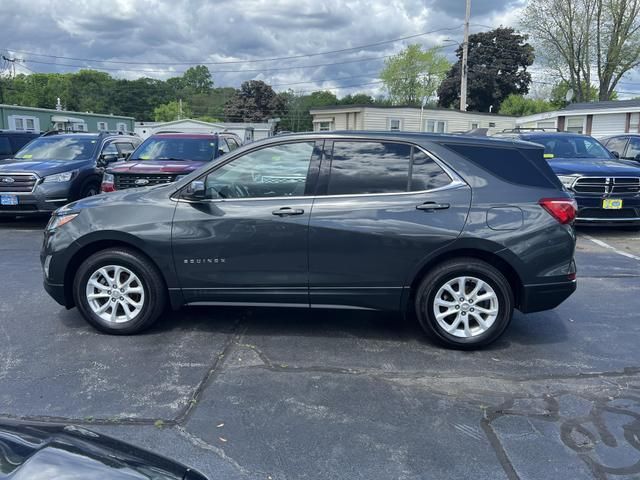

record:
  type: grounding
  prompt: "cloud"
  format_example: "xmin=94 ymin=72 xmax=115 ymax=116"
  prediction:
xmin=2 ymin=0 xmax=520 ymax=96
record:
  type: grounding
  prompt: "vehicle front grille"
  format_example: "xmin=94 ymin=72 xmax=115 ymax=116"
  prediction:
xmin=578 ymin=207 xmax=640 ymax=219
xmin=114 ymin=173 xmax=177 ymax=190
xmin=0 ymin=174 xmax=38 ymax=193
xmin=573 ymin=177 xmax=640 ymax=195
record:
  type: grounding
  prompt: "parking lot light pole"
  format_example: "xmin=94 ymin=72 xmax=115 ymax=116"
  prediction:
xmin=460 ymin=0 xmax=471 ymax=112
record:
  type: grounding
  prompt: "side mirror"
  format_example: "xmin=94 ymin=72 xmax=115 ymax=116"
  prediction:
xmin=610 ymin=150 xmax=620 ymax=158
xmin=101 ymin=153 xmax=119 ymax=164
xmin=185 ymin=180 xmax=206 ymax=199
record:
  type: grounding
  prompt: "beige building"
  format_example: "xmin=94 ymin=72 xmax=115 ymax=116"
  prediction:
xmin=515 ymin=99 xmax=640 ymax=138
xmin=309 ymin=105 xmax=517 ymax=135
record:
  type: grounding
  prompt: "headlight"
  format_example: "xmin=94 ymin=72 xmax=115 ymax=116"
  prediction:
xmin=557 ymin=175 xmax=578 ymax=189
xmin=47 ymin=213 xmax=79 ymax=230
xmin=43 ymin=170 xmax=78 ymax=183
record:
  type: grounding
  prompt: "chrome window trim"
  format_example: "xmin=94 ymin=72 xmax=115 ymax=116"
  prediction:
xmin=0 ymin=172 xmax=42 ymax=194
xmin=172 ymin=139 xmax=467 ymax=204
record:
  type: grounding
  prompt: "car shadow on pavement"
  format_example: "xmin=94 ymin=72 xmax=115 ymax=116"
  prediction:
xmin=0 ymin=215 xmax=50 ymax=230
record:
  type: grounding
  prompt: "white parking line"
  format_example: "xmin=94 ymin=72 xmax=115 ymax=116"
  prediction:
xmin=582 ymin=234 xmax=640 ymax=261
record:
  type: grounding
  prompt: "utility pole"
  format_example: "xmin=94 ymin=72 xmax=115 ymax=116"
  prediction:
xmin=459 ymin=0 xmax=471 ymax=112
xmin=2 ymin=55 xmax=19 ymax=78
xmin=178 ymin=98 xmax=183 ymax=120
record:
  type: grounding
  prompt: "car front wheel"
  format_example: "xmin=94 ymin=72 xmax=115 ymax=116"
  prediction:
xmin=73 ymin=248 xmax=166 ymax=334
xmin=414 ymin=258 xmax=514 ymax=349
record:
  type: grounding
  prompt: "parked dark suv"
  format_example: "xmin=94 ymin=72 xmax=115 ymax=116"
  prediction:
xmin=495 ymin=130 xmax=640 ymax=226
xmin=41 ymin=132 xmax=577 ymax=349
xmin=0 ymin=130 xmax=40 ymax=160
xmin=101 ymin=132 xmax=242 ymax=192
xmin=0 ymin=131 xmax=140 ymax=216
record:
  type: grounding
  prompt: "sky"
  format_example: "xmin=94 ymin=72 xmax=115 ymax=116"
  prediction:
xmin=0 ymin=0 xmax=602 ymax=100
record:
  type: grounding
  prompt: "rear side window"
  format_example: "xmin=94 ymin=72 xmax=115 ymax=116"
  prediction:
xmin=0 ymin=137 xmax=11 ymax=155
xmin=444 ymin=143 xmax=560 ymax=189
xmin=327 ymin=141 xmax=450 ymax=195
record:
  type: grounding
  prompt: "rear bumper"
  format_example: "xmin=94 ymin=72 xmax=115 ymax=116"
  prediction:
xmin=519 ymin=279 xmax=577 ymax=313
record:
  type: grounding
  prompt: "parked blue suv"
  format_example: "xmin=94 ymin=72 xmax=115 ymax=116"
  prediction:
xmin=495 ymin=131 xmax=640 ymax=226
xmin=0 ymin=131 xmax=141 ymax=217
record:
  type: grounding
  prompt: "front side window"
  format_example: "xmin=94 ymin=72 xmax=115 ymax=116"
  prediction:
xmin=226 ymin=137 xmax=239 ymax=151
xmin=204 ymin=142 xmax=314 ymax=199
xmin=0 ymin=138 xmax=12 ymax=155
xmin=131 ymin=136 xmax=216 ymax=162
xmin=217 ymin=138 xmax=230 ymax=156
xmin=101 ymin=143 xmax=119 ymax=156
xmin=327 ymin=141 xmax=450 ymax=195
xmin=627 ymin=138 xmax=640 ymax=160
xmin=604 ymin=137 xmax=628 ymax=156
xmin=14 ymin=136 xmax=98 ymax=161
xmin=116 ymin=142 xmax=136 ymax=156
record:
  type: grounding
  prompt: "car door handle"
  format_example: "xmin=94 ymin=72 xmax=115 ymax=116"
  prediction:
xmin=416 ymin=202 xmax=450 ymax=211
xmin=272 ymin=207 xmax=305 ymax=216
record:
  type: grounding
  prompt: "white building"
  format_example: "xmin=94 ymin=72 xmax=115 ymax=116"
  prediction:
xmin=134 ymin=118 xmax=278 ymax=142
xmin=309 ymin=105 xmax=517 ymax=135
xmin=516 ymin=99 xmax=640 ymax=137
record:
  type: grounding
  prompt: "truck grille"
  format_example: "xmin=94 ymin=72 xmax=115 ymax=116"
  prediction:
xmin=0 ymin=173 xmax=39 ymax=193
xmin=579 ymin=207 xmax=640 ymax=219
xmin=114 ymin=173 xmax=177 ymax=190
xmin=573 ymin=177 xmax=640 ymax=195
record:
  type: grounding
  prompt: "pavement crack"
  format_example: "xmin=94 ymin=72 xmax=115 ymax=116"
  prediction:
xmin=174 ymin=425 xmax=255 ymax=477
xmin=173 ymin=319 xmax=246 ymax=425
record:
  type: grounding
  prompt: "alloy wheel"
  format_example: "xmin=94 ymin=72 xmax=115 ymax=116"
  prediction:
xmin=85 ymin=265 xmax=145 ymax=324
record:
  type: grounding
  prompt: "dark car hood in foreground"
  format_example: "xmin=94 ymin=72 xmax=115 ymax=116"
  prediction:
xmin=548 ymin=157 xmax=640 ymax=176
xmin=0 ymin=420 xmax=207 ymax=480
xmin=107 ymin=160 xmax=206 ymax=175
xmin=0 ymin=159 xmax=88 ymax=177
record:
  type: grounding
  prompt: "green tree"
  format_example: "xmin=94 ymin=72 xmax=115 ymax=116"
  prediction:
xmin=153 ymin=100 xmax=192 ymax=122
xmin=339 ymin=93 xmax=375 ymax=105
xmin=67 ymin=70 xmax=115 ymax=113
xmin=223 ymin=80 xmax=283 ymax=122
xmin=522 ymin=0 xmax=640 ymax=101
xmin=498 ymin=94 xmax=555 ymax=116
xmin=380 ymin=44 xmax=449 ymax=105
xmin=181 ymin=65 xmax=213 ymax=94
xmin=549 ymin=80 xmax=599 ymax=108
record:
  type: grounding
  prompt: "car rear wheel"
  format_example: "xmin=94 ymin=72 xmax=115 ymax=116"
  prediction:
xmin=73 ymin=248 xmax=166 ymax=334
xmin=414 ymin=258 xmax=514 ymax=349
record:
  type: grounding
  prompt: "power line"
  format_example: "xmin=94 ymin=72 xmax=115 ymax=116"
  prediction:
xmin=0 ymin=26 xmax=463 ymax=67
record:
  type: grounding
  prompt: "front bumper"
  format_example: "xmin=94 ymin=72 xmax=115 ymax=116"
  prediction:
xmin=0 ymin=183 xmax=71 ymax=215
xmin=43 ymin=279 xmax=68 ymax=307
xmin=574 ymin=195 xmax=640 ymax=225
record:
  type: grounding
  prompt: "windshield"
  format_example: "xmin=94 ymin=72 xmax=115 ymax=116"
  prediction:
xmin=14 ymin=136 xmax=98 ymax=161
xmin=529 ymin=135 xmax=612 ymax=159
xmin=131 ymin=137 xmax=217 ymax=162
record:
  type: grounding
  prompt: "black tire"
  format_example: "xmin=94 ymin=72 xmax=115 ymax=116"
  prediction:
xmin=414 ymin=258 xmax=514 ymax=350
xmin=79 ymin=181 xmax=100 ymax=199
xmin=73 ymin=248 xmax=166 ymax=334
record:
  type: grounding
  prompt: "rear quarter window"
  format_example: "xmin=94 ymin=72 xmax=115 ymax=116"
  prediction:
xmin=443 ymin=143 xmax=562 ymax=189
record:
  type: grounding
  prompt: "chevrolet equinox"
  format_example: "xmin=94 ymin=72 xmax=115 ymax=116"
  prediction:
xmin=41 ymin=132 xmax=577 ymax=349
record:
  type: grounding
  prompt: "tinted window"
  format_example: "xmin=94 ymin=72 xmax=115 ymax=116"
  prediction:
xmin=445 ymin=143 xmax=559 ymax=189
xmin=409 ymin=149 xmax=451 ymax=191
xmin=525 ymin=135 xmax=611 ymax=159
xmin=218 ymin=139 xmax=230 ymax=156
xmin=14 ymin=136 xmax=98 ymax=161
xmin=205 ymin=142 xmax=314 ymax=199
xmin=131 ymin=136 xmax=215 ymax=162
xmin=603 ymin=137 xmax=627 ymax=155
xmin=9 ymin=135 xmax=36 ymax=152
xmin=627 ymin=138 xmax=640 ymax=160
xmin=116 ymin=142 xmax=136 ymax=155
xmin=0 ymin=138 xmax=11 ymax=156
xmin=328 ymin=142 xmax=411 ymax=195
xmin=226 ymin=137 xmax=239 ymax=151
xmin=102 ymin=143 xmax=119 ymax=156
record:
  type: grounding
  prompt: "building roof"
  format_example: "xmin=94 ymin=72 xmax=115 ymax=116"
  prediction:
xmin=309 ymin=104 xmax=515 ymax=118
xmin=561 ymin=99 xmax=640 ymax=111
xmin=0 ymin=103 xmax=133 ymax=120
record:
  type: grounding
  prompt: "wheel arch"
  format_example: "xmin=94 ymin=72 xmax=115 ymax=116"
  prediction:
xmin=62 ymin=236 xmax=181 ymax=309
xmin=403 ymin=243 xmax=524 ymax=314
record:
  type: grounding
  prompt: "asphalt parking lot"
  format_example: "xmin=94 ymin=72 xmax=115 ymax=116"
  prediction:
xmin=1 ymin=218 xmax=639 ymax=480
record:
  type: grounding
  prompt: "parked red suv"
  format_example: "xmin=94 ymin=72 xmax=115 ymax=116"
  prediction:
xmin=101 ymin=132 xmax=242 ymax=192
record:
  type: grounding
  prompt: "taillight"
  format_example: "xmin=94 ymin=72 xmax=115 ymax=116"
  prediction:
xmin=101 ymin=173 xmax=115 ymax=193
xmin=539 ymin=198 xmax=578 ymax=224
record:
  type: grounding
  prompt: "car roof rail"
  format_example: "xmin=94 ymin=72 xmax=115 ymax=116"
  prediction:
xmin=501 ymin=127 xmax=560 ymax=133
xmin=97 ymin=130 xmax=138 ymax=137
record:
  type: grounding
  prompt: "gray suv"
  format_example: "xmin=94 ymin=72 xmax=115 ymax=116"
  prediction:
xmin=41 ymin=132 xmax=577 ymax=349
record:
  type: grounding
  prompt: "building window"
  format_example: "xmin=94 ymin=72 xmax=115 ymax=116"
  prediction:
xmin=489 ymin=122 xmax=496 ymax=128
xmin=630 ymin=113 xmax=640 ymax=132
xmin=389 ymin=119 xmax=402 ymax=131
xmin=425 ymin=119 xmax=446 ymax=133
xmin=73 ymin=123 xmax=86 ymax=132
xmin=566 ymin=117 xmax=585 ymax=134
xmin=97 ymin=121 xmax=108 ymax=131
xmin=9 ymin=115 xmax=39 ymax=132
xmin=470 ymin=122 xmax=480 ymax=129
xmin=319 ymin=121 xmax=331 ymax=131
xmin=116 ymin=122 xmax=127 ymax=132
